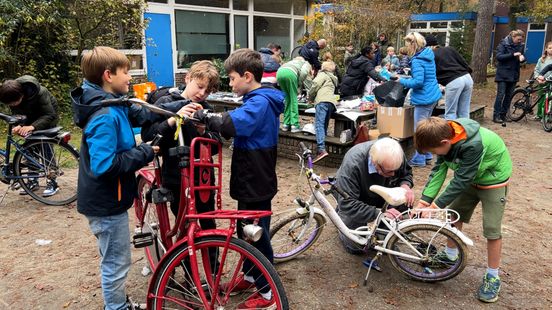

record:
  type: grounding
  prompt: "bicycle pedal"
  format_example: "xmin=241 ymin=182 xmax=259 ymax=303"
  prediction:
xmin=132 ymin=232 xmax=154 ymax=248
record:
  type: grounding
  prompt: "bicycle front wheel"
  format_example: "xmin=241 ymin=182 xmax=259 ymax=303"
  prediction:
xmin=507 ymin=89 xmax=529 ymax=121
xmin=270 ymin=211 xmax=325 ymax=263
xmin=14 ymin=140 xmax=79 ymax=206
xmin=387 ymin=224 xmax=468 ymax=282
xmin=134 ymin=176 xmax=165 ymax=269
xmin=542 ymin=98 xmax=552 ymax=132
xmin=148 ymin=236 xmax=289 ymax=310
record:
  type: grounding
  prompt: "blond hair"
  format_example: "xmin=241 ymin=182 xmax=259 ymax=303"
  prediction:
xmin=387 ymin=46 xmax=395 ymax=53
xmin=188 ymin=60 xmax=220 ymax=93
xmin=81 ymin=46 xmax=130 ymax=86
xmin=404 ymin=32 xmax=426 ymax=56
xmin=321 ymin=61 xmax=336 ymax=72
xmin=509 ymin=29 xmax=525 ymax=38
xmin=541 ymin=41 xmax=552 ymax=61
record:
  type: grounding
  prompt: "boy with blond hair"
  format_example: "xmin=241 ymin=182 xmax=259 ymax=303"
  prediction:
xmin=414 ymin=117 xmax=512 ymax=303
xmin=189 ymin=48 xmax=284 ymax=309
xmin=71 ymin=46 xmax=158 ymax=309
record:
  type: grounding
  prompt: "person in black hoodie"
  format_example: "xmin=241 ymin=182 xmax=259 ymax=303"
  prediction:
xmin=340 ymin=45 xmax=386 ymax=99
xmin=493 ymin=30 xmax=526 ymax=123
xmin=299 ymin=38 xmax=327 ymax=72
xmin=425 ymin=34 xmax=474 ymax=120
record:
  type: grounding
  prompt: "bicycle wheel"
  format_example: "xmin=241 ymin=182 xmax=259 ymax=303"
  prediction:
xmin=270 ymin=211 xmax=325 ymax=263
xmin=386 ymin=224 xmax=468 ymax=282
xmin=148 ymin=236 xmax=289 ymax=310
xmin=134 ymin=177 xmax=165 ymax=269
xmin=507 ymin=89 xmax=529 ymax=121
xmin=542 ymin=98 xmax=552 ymax=132
xmin=14 ymin=140 xmax=79 ymax=206
xmin=290 ymin=45 xmax=302 ymax=59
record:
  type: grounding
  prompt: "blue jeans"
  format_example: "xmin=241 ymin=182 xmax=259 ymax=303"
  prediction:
xmin=411 ymin=102 xmax=437 ymax=164
xmin=493 ymin=81 xmax=516 ymax=120
xmin=445 ymin=74 xmax=473 ymax=120
xmin=315 ymin=102 xmax=335 ymax=153
xmin=87 ymin=212 xmax=131 ymax=310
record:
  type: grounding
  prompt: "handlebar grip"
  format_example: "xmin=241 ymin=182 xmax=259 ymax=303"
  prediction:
xmin=331 ymin=184 xmax=350 ymax=200
xmin=150 ymin=134 xmax=163 ymax=147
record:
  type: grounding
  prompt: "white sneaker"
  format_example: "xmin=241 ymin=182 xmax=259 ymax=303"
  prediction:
xmin=290 ymin=125 xmax=302 ymax=133
xmin=42 ymin=181 xmax=59 ymax=197
xmin=280 ymin=124 xmax=290 ymax=131
xmin=19 ymin=180 xmax=39 ymax=195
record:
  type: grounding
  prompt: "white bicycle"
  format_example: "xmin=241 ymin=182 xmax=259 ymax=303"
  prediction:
xmin=270 ymin=143 xmax=474 ymax=283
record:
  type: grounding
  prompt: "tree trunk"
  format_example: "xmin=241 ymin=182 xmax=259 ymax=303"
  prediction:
xmin=470 ymin=0 xmax=494 ymax=84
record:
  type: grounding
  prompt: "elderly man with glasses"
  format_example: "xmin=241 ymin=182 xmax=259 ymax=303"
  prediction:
xmin=334 ymin=138 xmax=414 ymax=254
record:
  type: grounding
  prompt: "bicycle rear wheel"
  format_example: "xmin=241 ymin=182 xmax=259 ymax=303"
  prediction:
xmin=134 ymin=177 xmax=165 ymax=269
xmin=507 ymin=89 xmax=529 ymax=121
xmin=148 ymin=235 xmax=289 ymax=310
xmin=270 ymin=211 xmax=325 ymax=263
xmin=14 ymin=140 xmax=79 ymax=205
xmin=387 ymin=224 xmax=468 ymax=282
xmin=542 ymin=98 xmax=552 ymax=132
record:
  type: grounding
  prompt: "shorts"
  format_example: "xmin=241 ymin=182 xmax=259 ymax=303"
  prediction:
xmin=448 ymin=185 xmax=508 ymax=240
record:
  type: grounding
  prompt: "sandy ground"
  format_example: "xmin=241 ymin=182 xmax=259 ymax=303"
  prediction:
xmin=1 ymin=70 xmax=551 ymax=309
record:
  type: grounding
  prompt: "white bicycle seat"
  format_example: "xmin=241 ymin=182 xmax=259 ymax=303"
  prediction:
xmin=369 ymin=185 xmax=407 ymax=206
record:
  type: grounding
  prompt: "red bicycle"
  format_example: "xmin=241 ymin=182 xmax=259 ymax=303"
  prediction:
xmin=111 ymin=98 xmax=289 ymax=309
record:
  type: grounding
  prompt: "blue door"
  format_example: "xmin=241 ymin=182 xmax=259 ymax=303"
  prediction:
xmin=145 ymin=13 xmax=174 ymax=87
xmin=525 ymin=31 xmax=545 ymax=64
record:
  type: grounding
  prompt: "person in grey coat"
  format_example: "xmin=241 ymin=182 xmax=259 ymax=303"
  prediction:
xmin=335 ymin=138 xmax=414 ymax=254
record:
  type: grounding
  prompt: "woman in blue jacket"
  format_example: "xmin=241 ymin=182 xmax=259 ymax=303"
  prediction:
xmin=397 ymin=32 xmax=441 ymax=167
xmin=493 ymin=30 xmax=525 ymax=123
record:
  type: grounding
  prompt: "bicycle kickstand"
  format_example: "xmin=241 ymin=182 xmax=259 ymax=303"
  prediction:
xmin=363 ymin=252 xmax=382 ymax=286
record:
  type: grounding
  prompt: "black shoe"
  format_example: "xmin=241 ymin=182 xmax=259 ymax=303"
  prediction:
xmin=492 ymin=117 xmax=503 ymax=124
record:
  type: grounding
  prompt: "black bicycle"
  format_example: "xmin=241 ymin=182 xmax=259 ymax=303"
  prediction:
xmin=508 ymin=78 xmax=551 ymax=122
xmin=0 ymin=113 xmax=79 ymax=205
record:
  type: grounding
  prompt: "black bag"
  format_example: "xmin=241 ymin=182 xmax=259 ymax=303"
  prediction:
xmin=146 ymin=86 xmax=172 ymax=104
xmin=373 ymin=81 xmax=407 ymax=107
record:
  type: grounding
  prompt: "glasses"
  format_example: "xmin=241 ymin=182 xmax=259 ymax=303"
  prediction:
xmin=375 ymin=162 xmax=396 ymax=176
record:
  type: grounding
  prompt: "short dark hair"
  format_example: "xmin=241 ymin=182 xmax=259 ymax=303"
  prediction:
xmin=414 ymin=117 xmax=454 ymax=152
xmin=224 ymin=48 xmax=263 ymax=82
xmin=360 ymin=45 xmax=373 ymax=56
xmin=0 ymin=80 xmax=24 ymax=104
xmin=266 ymin=43 xmax=281 ymax=50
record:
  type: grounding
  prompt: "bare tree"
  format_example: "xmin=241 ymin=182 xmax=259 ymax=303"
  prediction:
xmin=470 ymin=0 xmax=494 ymax=84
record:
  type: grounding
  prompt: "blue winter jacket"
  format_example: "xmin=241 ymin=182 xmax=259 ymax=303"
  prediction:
xmin=260 ymin=48 xmax=281 ymax=72
xmin=399 ymin=47 xmax=441 ymax=105
xmin=196 ymin=86 xmax=285 ymax=202
xmin=71 ymin=81 xmax=187 ymax=216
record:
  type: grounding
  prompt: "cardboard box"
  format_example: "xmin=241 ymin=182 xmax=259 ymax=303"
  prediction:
xmin=377 ymin=106 xmax=414 ymax=139
xmin=368 ymin=128 xmax=381 ymax=140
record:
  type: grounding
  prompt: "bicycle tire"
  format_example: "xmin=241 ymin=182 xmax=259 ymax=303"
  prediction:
xmin=134 ymin=176 xmax=165 ymax=269
xmin=507 ymin=89 xmax=530 ymax=122
xmin=290 ymin=45 xmax=303 ymax=59
xmin=14 ymin=140 xmax=79 ymax=206
xmin=386 ymin=224 xmax=468 ymax=282
xmin=270 ymin=211 xmax=325 ymax=263
xmin=148 ymin=235 xmax=289 ymax=310
xmin=542 ymin=98 xmax=552 ymax=132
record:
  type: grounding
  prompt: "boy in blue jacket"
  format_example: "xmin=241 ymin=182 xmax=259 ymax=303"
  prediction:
xmin=189 ymin=48 xmax=284 ymax=309
xmin=71 ymin=46 xmax=158 ymax=310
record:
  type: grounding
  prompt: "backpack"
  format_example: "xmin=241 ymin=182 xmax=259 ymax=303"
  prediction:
xmin=146 ymin=86 xmax=172 ymax=104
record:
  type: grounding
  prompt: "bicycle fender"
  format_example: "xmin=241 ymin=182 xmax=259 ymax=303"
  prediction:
xmin=136 ymin=166 xmax=155 ymax=184
xmin=382 ymin=220 xmax=474 ymax=247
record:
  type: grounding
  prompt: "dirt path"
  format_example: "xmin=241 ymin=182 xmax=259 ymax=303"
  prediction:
xmin=1 ymin=72 xmax=551 ymax=309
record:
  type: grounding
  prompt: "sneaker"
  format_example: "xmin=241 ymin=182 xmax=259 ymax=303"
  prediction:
xmin=429 ymin=250 xmax=458 ymax=268
xmin=42 ymin=181 xmax=59 ymax=197
xmin=408 ymin=159 xmax=426 ymax=167
xmin=126 ymin=295 xmax=146 ymax=309
xmin=290 ymin=125 xmax=302 ymax=133
xmin=425 ymin=153 xmax=433 ymax=163
xmin=492 ymin=117 xmax=503 ymax=124
xmin=19 ymin=179 xmax=38 ymax=195
xmin=280 ymin=124 xmax=290 ymax=132
xmin=220 ymin=274 xmax=255 ymax=296
xmin=237 ymin=292 xmax=276 ymax=310
xmin=312 ymin=151 xmax=328 ymax=164
xmin=478 ymin=273 xmax=501 ymax=303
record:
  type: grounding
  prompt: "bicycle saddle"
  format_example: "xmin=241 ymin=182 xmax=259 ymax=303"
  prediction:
xmin=0 ymin=113 xmax=27 ymax=125
xmin=369 ymin=185 xmax=407 ymax=206
xmin=28 ymin=126 xmax=63 ymax=138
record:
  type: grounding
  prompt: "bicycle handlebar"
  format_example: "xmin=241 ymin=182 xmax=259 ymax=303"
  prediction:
xmin=100 ymin=97 xmax=178 ymax=118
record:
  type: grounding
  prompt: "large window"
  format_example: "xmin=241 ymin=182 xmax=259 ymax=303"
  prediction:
xmin=233 ymin=0 xmax=248 ymax=10
xmin=254 ymin=16 xmax=290 ymax=54
xmin=293 ymin=19 xmax=305 ymax=46
xmin=254 ymin=0 xmax=291 ymax=14
xmin=293 ymin=0 xmax=306 ymax=16
xmin=175 ymin=10 xmax=229 ymax=68
xmin=234 ymin=15 xmax=248 ymax=49
xmin=175 ymin=0 xmax=228 ymax=7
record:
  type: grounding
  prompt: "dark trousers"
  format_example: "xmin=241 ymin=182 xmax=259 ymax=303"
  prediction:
xmin=237 ymin=199 xmax=273 ymax=293
xmin=493 ymin=81 xmax=516 ymax=120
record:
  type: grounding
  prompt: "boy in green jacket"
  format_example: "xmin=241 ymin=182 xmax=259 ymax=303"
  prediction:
xmin=413 ymin=117 xmax=512 ymax=303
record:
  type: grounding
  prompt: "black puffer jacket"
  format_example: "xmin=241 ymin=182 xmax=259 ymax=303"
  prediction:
xmin=10 ymin=75 xmax=58 ymax=130
xmin=340 ymin=55 xmax=385 ymax=97
xmin=495 ymin=36 xmax=525 ymax=82
xmin=299 ymin=40 xmax=321 ymax=70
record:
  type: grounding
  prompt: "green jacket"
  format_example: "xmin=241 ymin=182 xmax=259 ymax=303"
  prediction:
xmin=281 ymin=57 xmax=312 ymax=92
xmin=308 ymin=70 xmax=338 ymax=105
xmin=421 ymin=118 xmax=512 ymax=208
xmin=10 ymin=75 xmax=58 ymax=130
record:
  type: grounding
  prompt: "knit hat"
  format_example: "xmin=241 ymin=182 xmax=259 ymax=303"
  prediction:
xmin=425 ymin=34 xmax=438 ymax=47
